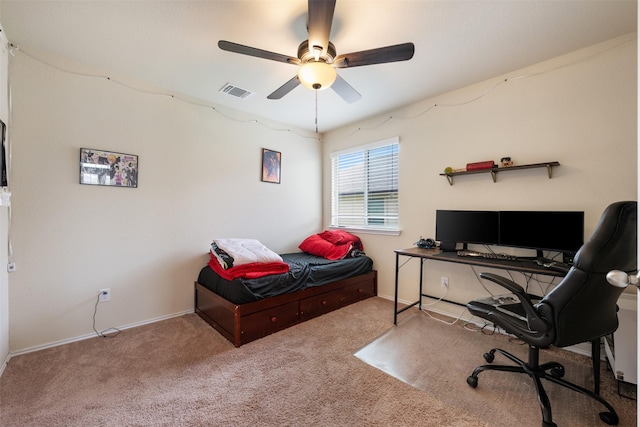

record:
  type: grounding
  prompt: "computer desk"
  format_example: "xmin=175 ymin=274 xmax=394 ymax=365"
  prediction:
xmin=393 ymin=247 xmax=567 ymax=324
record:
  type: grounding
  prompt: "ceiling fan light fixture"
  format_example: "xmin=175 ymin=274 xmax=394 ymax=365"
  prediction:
xmin=298 ymin=61 xmax=337 ymax=91
xmin=218 ymin=1 xmax=413 ymax=103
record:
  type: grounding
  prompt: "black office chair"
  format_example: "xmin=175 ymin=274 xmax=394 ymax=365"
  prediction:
xmin=466 ymin=201 xmax=637 ymax=427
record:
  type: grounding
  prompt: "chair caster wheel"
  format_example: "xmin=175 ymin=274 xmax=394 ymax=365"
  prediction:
xmin=466 ymin=375 xmax=478 ymax=388
xmin=599 ymin=411 xmax=619 ymax=425
xmin=550 ymin=366 xmax=565 ymax=378
xmin=483 ymin=352 xmax=494 ymax=363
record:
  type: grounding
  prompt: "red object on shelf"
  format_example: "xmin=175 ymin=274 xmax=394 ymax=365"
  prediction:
xmin=466 ymin=161 xmax=496 ymax=171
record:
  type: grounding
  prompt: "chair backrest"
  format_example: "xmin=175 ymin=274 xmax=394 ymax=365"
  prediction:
xmin=538 ymin=201 xmax=637 ymax=347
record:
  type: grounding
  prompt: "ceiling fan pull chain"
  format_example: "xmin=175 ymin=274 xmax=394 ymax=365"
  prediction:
xmin=315 ymin=90 xmax=319 ymax=133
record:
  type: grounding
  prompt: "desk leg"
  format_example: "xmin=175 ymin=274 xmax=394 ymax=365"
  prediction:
xmin=592 ymin=339 xmax=600 ymax=395
xmin=419 ymin=258 xmax=424 ymax=311
xmin=394 ymin=252 xmax=423 ymax=324
xmin=394 ymin=251 xmax=400 ymax=325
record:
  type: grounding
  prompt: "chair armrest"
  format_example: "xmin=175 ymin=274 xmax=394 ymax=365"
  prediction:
xmin=479 ymin=272 xmax=527 ymax=296
xmin=479 ymin=272 xmax=551 ymax=332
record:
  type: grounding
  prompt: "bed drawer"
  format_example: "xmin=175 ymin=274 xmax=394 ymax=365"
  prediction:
xmin=340 ymin=279 xmax=377 ymax=305
xmin=239 ymin=301 xmax=299 ymax=344
xmin=299 ymin=280 xmax=375 ymax=321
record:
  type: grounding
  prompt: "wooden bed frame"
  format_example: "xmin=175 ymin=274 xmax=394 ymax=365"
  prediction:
xmin=195 ymin=270 xmax=377 ymax=347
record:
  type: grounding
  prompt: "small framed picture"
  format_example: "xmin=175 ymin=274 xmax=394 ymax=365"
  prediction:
xmin=261 ymin=148 xmax=281 ymax=184
xmin=80 ymin=148 xmax=138 ymax=187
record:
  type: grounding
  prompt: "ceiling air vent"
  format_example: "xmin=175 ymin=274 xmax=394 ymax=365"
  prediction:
xmin=220 ymin=83 xmax=253 ymax=99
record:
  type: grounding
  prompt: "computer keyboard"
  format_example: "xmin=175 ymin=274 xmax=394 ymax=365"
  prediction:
xmin=456 ymin=250 xmax=518 ymax=261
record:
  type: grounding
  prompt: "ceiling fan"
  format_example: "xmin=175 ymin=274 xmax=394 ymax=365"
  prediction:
xmin=218 ymin=0 xmax=415 ymax=103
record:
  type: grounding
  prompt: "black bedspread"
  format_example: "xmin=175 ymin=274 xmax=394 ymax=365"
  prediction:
xmin=197 ymin=252 xmax=374 ymax=304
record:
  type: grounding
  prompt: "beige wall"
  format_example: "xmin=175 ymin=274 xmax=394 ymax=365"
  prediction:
xmin=4 ymin=31 xmax=637 ymax=354
xmin=8 ymin=50 xmax=321 ymax=352
xmin=322 ymin=33 xmax=637 ymax=321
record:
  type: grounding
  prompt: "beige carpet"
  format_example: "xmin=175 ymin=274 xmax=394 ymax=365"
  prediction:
xmin=0 ymin=297 xmax=635 ymax=426
xmin=0 ymin=297 xmax=484 ymax=426
xmin=356 ymin=309 xmax=638 ymax=427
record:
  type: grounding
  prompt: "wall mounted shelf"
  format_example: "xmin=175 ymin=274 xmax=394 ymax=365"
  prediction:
xmin=440 ymin=161 xmax=560 ymax=185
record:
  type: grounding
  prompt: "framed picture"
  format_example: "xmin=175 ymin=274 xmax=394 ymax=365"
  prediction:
xmin=261 ymin=148 xmax=281 ymax=184
xmin=80 ymin=148 xmax=138 ymax=187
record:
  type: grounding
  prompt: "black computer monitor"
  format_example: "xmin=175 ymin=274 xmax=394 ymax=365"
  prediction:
xmin=498 ymin=211 xmax=584 ymax=254
xmin=435 ymin=210 xmax=500 ymax=246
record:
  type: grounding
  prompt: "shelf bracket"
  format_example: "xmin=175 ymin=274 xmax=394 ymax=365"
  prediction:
xmin=445 ymin=175 xmax=453 ymax=186
xmin=490 ymin=170 xmax=497 ymax=182
xmin=547 ymin=164 xmax=553 ymax=179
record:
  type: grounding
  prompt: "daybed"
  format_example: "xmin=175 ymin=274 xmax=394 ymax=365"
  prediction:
xmin=195 ymin=234 xmax=377 ymax=347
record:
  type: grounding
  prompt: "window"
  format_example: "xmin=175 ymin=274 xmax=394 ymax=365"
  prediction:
xmin=330 ymin=137 xmax=399 ymax=233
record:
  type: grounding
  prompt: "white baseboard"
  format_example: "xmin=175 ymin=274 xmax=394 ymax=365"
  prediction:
xmin=9 ymin=309 xmax=194 ymax=358
xmin=0 ymin=352 xmax=9 ymax=377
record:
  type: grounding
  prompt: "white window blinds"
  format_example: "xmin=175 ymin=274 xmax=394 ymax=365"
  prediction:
xmin=330 ymin=137 xmax=399 ymax=232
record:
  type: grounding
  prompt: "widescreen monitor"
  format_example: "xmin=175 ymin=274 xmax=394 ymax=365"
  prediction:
xmin=498 ymin=211 xmax=584 ymax=254
xmin=435 ymin=210 xmax=500 ymax=246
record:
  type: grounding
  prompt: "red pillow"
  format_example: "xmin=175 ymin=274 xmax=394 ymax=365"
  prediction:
xmin=318 ymin=230 xmax=363 ymax=250
xmin=298 ymin=234 xmax=353 ymax=260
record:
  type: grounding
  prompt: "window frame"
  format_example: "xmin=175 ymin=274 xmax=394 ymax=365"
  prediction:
xmin=329 ymin=137 xmax=400 ymax=235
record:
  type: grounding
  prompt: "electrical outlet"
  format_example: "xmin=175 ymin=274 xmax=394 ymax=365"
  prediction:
xmin=99 ymin=288 xmax=111 ymax=302
xmin=7 ymin=263 xmax=16 ymax=272
xmin=440 ymin=277 xmax=449 ymax=288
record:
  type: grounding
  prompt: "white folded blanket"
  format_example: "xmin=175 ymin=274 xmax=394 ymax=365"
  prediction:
xmin=213 ymin=238 xmax=283 ymax=266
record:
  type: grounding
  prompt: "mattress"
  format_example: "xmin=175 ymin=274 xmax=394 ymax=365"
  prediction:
xmin=197 ymin=252 xmax=374 ymax=304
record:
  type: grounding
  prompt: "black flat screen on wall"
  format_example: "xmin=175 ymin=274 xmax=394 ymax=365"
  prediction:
xmin=435 ymin=210 xmax=500 ymax=246
xmin=499 ymin=211 xmax=584 ymax=253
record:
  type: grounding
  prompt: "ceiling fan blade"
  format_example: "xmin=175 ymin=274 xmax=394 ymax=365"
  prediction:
xmin=331 ymin=74 xmax=361 ymax=103
xmin=334 ymin=42 xmax=415 ymax=68
xmin=218 ymin=40 xmax=300 ymax=65
xmin=267 ymin=76 xmax=301 ymax=100
xmin=307 ymin=0 xmax=336 ymax=54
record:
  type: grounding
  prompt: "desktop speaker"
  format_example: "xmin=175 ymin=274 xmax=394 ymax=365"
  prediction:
xmin=563 ymin=252 xmax=576 ymax=265
xmin=439 ymin=241 xmax=457 ymax=251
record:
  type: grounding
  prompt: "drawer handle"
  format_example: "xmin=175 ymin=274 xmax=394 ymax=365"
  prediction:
xmin=321 ymin=300 xmax=328 ymax=305
xmin=357 ymin=288 xmax=363 ymax=293
xmin=270 ymin=316 xmax=277 ymax=323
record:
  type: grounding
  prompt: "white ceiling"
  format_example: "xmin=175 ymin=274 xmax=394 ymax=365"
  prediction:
xmin=0 ymin=0 xmax=636 ymax=133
